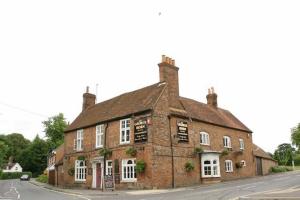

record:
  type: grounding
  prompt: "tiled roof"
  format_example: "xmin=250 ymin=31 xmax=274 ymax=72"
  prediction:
xmin=66 ymin=82 xmax=167 ymax=132
xmin=66 ymin=83 xmax=251 ymax=133
xmin=179 ymin=97 xmax=252 ymax=133
xmin=253 ymin=144 xmax=276 ymax=160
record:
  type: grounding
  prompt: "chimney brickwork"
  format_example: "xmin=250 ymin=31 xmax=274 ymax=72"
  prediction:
xmin=206 ymin=87 xmax=218 ymax=107
xmin=82 ymin=86 xmax=96 ymax=111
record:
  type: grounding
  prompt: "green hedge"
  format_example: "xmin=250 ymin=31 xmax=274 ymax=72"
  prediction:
xmin=270 ymin=166 xmax=293 ymax=173
xmin=36 ymin=174 xmax=48 ymax=183
xmin=0 ymin=172 xmax=32 ymax=180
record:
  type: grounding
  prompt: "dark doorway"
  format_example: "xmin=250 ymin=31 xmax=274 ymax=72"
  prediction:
xmin=256 ymin=157 xmax=263 ymax=176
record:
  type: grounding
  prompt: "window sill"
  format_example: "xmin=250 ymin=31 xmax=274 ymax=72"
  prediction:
xmin=200 ymin=143 xmax=210 ymax=146
xmin=202 ymin=175 xmax=220 ymax=178
xmin=121 ymin=179 xmax=137 ymax=183
xmin=95 ymin=146 xmax=104 ymax=149
xmin=74 ymin=180 xmax=86 ymax=183
xmin=120 ymin=142 xmax=130 ymax=145
xmin=225 ymin=171 xmax=233 ymax=173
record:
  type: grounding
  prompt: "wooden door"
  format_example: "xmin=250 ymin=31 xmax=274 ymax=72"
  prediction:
xmin=256 ymin=157 xmax=263 ymax=176
xmin=96 ymin=163 xmax=101 ymax=188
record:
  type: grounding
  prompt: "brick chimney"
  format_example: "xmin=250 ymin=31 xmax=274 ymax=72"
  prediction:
xmin=158 ymin=55 xmax=180 ymax=108
xmin=206 ymin=87 xmax=218 ymax=107
xmin=82 ymin=86 xmax=96 ymax=111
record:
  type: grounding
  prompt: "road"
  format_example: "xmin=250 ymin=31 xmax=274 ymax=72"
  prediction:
xmin=1 ymin=171 xmax=300 ymax=200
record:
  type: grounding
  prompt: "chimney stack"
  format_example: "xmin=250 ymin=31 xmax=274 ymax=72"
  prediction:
xmin=206 ymin=87 xmax=218 ymax=107
xmin=82 ymin=86 xmax=96 ymax=111
xmin=158 ymin=55 xmax=180 ymax=109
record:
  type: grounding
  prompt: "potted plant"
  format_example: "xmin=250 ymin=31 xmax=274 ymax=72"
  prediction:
xmin=68 ymin=167 xmax=75 ymax=176
xmin=99 ymin=148 xmax=112 ymax=158
xmin=136 ymin=160 xmax=146 ymax=173
xmin=184 ymin=161 xmax=195 ymax=172
xmin=77 ymin=155 xmax=85 ymax=160
xmin=126 ymin=147 xmax=137 ymax=157
xmin=221 ymin=149 xmax=229 ymax=157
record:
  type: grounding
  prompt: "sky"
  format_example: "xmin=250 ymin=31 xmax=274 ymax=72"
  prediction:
xmin=0 ymin=0 xmax=300 ymax=153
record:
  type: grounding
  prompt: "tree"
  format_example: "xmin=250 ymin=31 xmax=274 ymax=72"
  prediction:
xmin=273 ymin=143 xmax=295 ymax=166
xmin=4 ymin=133 xmax=31 ymax=162
xmin=18 ymin=135 xmax=49 ymax=177
xmin=0 ymin=141 xmax=9 ymax=168
xmin=291 ymin=123 xmax=300 ymax=150
xmin=43 ymin=113 xmax=67 ymax=149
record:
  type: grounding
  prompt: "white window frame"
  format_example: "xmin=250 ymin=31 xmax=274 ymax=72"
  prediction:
xmin=96 ymin=125 xmax=104 ymax=148
xmin=225 ymin=160 xmax=233 ymax=172
xmin=223 ymin=136 xmax=231 ymax=148
xmin=106 ymin=160 xmax=113 ymax=175
xmin=200 ymin=132 xmax=210 ymax=145
xmin=239 ymin=138 xmax=245 ymax=150
xmin=201 ymin=153 xmax=220 ymax=178
xmin=121 ymin=159 xmax=136 ymax=182
xmin=75 ymin=160 xmax=86 ymax=182
xmin=120 ymin=118 xmax=131 ymax=144
xmin=240 ymin=160 xmax=246 ymax=167
xmin=76 ymin=129 xmax=84 ymax=151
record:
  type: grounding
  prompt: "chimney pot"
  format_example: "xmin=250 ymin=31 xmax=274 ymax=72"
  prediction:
xmin=86 ymin=86 xmax=89 ymax=93
xmin=162 ymin=55 xmax=166 ymax=62
xmin=206 ymin=87 xmax=218 ymax=107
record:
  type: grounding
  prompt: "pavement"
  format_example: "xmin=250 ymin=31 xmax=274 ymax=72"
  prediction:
xmin=1 ymin=171 xmax=300 ymax=200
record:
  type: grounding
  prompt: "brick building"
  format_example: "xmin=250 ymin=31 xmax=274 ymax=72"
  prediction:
xmin=47 ymin=144 xmax=64 ymax=186
xmin=62 ymin=55 xmax=259 ymax=189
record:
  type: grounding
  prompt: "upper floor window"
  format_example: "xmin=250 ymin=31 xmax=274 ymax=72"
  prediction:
xmin=120 ymin=119 xmax=130 ymax=144
xmin=122 ymin=159 xmax=136 ymax=182
xmin=96 ymin=125 xmax=104 ymax=148
xmin=75 ymin=160 xmax=86 ymax=181
xmin=106 ymin=160 xmax=113 ymax=175
xmin=239 ymin=138 xmax=245 ymax=150
xmin=75 ymin=129 xmax=84 ymax=151
xmin=200 ymin=132 xmax=210 ymax=145
xmin=225 ymin=160 xmax=233 ymax=172
xmin=223 ymin=136 xmax=231 ymax=148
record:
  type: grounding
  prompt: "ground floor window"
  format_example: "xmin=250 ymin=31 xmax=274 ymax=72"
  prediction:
xmin=122 ymin=159 xmax=136 ymax=182
xmin=225 ymin=160 xmax=233 ymax=172
xmin=106 ymin=160 xmax=113 ymax=175
xmin=201 ymin=153 xmax=220 ymax=178
xmin=75 ymin=160 xmax=86 ymax=181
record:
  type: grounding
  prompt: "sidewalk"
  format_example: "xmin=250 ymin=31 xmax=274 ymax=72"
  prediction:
xmin=29 ymin=179 xmax=120 ymax=196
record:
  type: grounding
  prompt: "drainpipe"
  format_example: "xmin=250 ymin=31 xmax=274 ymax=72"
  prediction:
xmin=103 ymin=123 xmax=109 ymax=191
xmin=168 ymin=116 xmax=175 ymax=188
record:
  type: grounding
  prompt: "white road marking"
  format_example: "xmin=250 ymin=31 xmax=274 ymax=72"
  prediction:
xmin=242 ymin=186 xmax=256 ymax=190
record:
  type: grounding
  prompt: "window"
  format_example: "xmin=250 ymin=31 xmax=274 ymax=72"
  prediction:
xmin=122 ymin=159 xmax=136 ymax=182
xmin=76 ymin=129 xmax=84 ymax=151
xmin=200 ymin=132 xmax=210 ymax=145
xmin=96 ymin=125 xmax=104 ymax=148
xmin=240 ymin=160 xmax=246 ymax=167
xmin=120 ymin=119 xmax=130 ymax=144
xmin=225 ymin=160 xmax=233 ymax=172
xmin=75 ymin=160 xmax=86 ymax=181
xmin=239 ymin=139 xmax=245 ymax=150
xmin=223 ymin=136 xmax=231 ymax=148
xmin=201 ymin=153 xmax=220 ymax=178
xmin=106 ymin=160 xmax=113 ymax=175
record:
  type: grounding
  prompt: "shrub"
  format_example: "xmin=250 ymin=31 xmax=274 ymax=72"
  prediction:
xmin=270 ymin=166 xmax=293 ymax=173
xmin=77 ymin=155 xmax=85 ymax=160
xmin=136 ymin=160 xmax=146 ymax=173
xmin=221 ymin=149 xmax=229 ymax=157
xmin=185 ymin=161 xmax=195 ymax=172
xmin=36 ymin=174 xmax=48 ymax=183
xmin=0 ymin=172 xmax=32 ymax=180
xmin=126 ymin=147 xmax=137 ymax=157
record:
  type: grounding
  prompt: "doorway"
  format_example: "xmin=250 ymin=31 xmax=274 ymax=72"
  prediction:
xmin=92 ymin=161 xmax=103 ymax=189
xmin=256 ymin=157 xmax=263 ymax=176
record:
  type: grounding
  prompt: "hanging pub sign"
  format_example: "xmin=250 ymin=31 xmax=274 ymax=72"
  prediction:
xmin=134 ymin=118 xmax=148 ymax=143
xmin=177 ymin=121 xmax=189 ymax=142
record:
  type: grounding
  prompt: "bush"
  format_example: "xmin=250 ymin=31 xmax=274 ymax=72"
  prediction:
xmin=270 ymin=166 xmax=293 ymax=173
xmin=126 ymin=147 xmax=137 ymax=157
xmin=136 ymin=160 xmax=146 ymax=173
xmin=99 ymin=148 xmax=112 ymax=158
xmin=36 ymin=174 xmax=48 ymax=183
xmin=0 ymin=172 xmax=32 ymax=180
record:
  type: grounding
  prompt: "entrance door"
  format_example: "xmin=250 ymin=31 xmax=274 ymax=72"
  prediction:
xmin=96 ymin=163 xmax=102 ymax=188
xmin=256 ymin=157 xmax=263 ymax=176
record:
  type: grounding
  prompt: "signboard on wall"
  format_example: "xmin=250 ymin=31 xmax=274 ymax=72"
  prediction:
xmin=177 ymin=121 xmax=189 ymax=142
xmin=134 ymin=118 xmax=148 ymax=143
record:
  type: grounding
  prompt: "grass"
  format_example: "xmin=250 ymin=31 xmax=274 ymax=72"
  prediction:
xmin=270 ymin=165 xmax=300 ymax=173
xmin=36 ymin=174 xmax=48 ymax=183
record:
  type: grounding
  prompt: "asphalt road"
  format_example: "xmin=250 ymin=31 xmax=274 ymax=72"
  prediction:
xmin=1 ymin=171 xmax=300 ymax=200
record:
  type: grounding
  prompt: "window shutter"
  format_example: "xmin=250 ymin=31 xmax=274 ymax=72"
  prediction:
xmin=74 ymin=139 xmax=77 ymax=150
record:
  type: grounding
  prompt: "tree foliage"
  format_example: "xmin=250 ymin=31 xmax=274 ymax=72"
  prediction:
xmin=18 ymin=135 xmax=49 ymax=177
xmin=43 ymin=113 xmax=67 ymax=149
xmin=273 ymin=143 xmax=295 ymax=166
xmin=0 ymin=141 xmax=9 ymax=168
xmin=291 ymin=123 xmax=300 ymax=150
xmin=3 ymin=133 xmax=30 ymax=162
